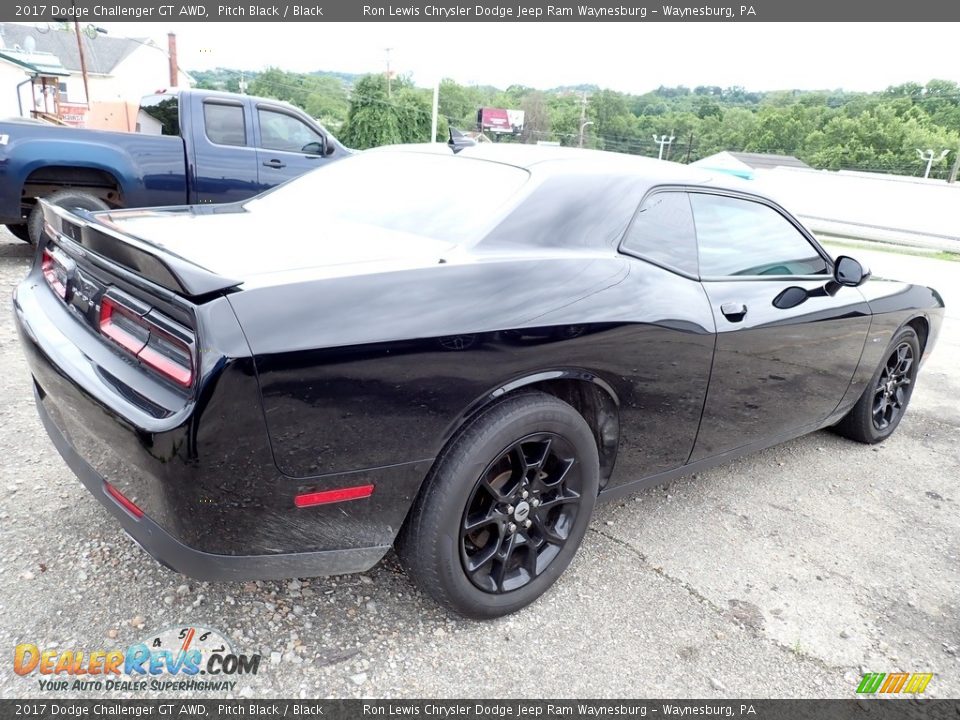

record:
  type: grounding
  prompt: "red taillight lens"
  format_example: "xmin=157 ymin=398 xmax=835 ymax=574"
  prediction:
xmin=104 ymin=481 xmax=144 ymax=518
xmin=41 ymin=249 xmax=67 ymax=299
xmin=294 ymin=484 xmax=375 ymax=508
xmin=138 ymin=331 xmax=193 ymax=387
xmin=100 ymin=296 xmax=149 ymax=355
xmin=99 ymin=295 xmax=194 ymax=388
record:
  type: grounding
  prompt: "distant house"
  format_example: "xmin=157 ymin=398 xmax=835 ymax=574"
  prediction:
xmin=0 ymin=45 xmax=70 ymax=118
xmin=0 ymin=22 xmax=191 ymax=120
xmin=692 ymin=151 xmax=811 ymax=180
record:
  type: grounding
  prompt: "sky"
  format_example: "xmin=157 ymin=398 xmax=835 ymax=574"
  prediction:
xmin=25 ymin=21 xmax=960 ymax=93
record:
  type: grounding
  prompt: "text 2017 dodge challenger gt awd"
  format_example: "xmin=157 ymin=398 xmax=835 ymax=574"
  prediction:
xmin=13 ymin=145 xmax=944 ymax=618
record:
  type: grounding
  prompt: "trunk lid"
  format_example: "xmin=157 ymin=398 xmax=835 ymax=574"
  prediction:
xmin=98 ymin=206 xmax=457 ymax=283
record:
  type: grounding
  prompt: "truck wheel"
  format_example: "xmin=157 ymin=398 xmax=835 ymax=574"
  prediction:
xmin=4 ymin=224 xmax=30 ymax=243
xmin=27 ymin=190 xmax=111 ymax=245
xmin=396 ymin=392 xmax=599 ymax=619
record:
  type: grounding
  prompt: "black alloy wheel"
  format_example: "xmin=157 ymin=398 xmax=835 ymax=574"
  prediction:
xmin=872 ymin=342 xmax=914 ymax=431
xmin=832 ymin=325 xmax=921 ymax=444
xmin=396 ymin=392 xmax=599 ymax=618
xmin=460 ymin=433 xmax=583 ymax=594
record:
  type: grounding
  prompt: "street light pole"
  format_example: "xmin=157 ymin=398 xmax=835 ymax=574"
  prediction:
xmin=579 ymin=121 xmax=594 ymax=148
xmin=653 ymin=134 xmax=675 ymax=161
xmin=916 ymin=148 xmax=950 ymax=178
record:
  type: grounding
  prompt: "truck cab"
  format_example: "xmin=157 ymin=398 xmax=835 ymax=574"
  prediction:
xmin=0 ymin=88 xmax=349 ymax=242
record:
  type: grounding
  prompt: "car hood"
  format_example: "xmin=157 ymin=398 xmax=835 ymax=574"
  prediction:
xmin=98 ymin=206 xmax=456 ymax=281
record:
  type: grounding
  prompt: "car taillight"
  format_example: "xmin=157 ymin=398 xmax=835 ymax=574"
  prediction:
xmin=99 ymin=295 xmax=194 ymax=388
xmin=41 ymin=248 xmax=67 ymax=299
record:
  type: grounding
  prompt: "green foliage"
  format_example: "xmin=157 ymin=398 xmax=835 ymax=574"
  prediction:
xmin=248 ymin=67 xmax=348 ymax=126
xmin=340 ymin=74 xmax=437 ymax=149
xmin=189 ymin=66 xmax=960 ymax=176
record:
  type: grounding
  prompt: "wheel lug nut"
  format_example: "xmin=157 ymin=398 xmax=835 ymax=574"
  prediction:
xmin=524 ymin=519 xmax=532 ymax=528
xmin=506 ymin=505 xmax=514 ymax=514
xmin=508 ymin=523 xmax=517 ymax=534
xmin=531 ymin=499 xmax=540 ymax=508
xmin=521 ymin=490 xmax=529 ymax=499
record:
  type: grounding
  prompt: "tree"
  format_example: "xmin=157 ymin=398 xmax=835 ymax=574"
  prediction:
xmin=341 ymin=74 xmax=437 ymax=149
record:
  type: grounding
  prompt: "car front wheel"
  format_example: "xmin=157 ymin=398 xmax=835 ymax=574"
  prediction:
xmin=397 ymin=392 xmax=599 ymax=619
xmin=833 ymin=326 xmax=921 ymax=444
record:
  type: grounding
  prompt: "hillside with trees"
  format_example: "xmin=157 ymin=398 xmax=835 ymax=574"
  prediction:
xmin=192 ymin=68 xmax=960 ymax=179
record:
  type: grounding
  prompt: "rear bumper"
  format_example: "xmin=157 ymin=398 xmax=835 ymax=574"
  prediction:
xmin=36 ymin=388 xmax=390 ymax=581
xmin=14 ymin=269 xmax=430 ymax=579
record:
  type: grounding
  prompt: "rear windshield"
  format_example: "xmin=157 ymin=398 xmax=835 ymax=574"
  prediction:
xmin=243 ymin=151 xmax=531 ymax=243
xmin=138 ymin=94 xmax=180 ymax=136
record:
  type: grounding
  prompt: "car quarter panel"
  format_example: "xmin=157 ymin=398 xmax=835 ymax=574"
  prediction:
xmin=227 ymin=255 xmax=716 ymax=486
xmin=14 ymin=271 xmax=422 ymax=563
xmin=824 ymin=279 xmax=946 ymax=425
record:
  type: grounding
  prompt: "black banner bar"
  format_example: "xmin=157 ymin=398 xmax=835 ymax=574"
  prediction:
xmin=2 ymin=700 xmax=959 ymax=720
xmin=2 ymin=0 xmax=960 ymax=22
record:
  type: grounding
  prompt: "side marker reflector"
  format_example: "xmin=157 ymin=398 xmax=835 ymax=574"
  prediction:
xmin=294 ymin=484 xmax=374 ymax=508
xmin=104 ymin=481 xmax=145 ymax=518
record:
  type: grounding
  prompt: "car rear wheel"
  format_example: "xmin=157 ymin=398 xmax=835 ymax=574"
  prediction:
xmin=396 ymin=392 xmax=599 ymax=619
xmin=27 ymin=190 xmax=111 ymax=245
xmin=832 ymin=326 xmax=920 ymax=444
xmin=4 ymin=224 xmax=30 ymax=243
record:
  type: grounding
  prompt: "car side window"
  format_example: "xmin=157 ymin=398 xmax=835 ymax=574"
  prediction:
xmin=258 ymin=108 xmax=324 ymax=154
xmin=203 ymin=103 xmax=246 ymax=146
xmin=690 ymin=193 xmax=829 ymax=277
xmin=620 ymin=191 xmax=698 ymax=276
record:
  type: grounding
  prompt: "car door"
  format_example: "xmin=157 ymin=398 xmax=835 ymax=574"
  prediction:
xmin=191 ymin=99 xmax=261 ymax=204
xmin=615 ymin=190 xmax=717 ymax=478
xmin=254 ymin=105 xmax=329 ymax=190
xmin=688 ymin=191 xmax=871 ymax=462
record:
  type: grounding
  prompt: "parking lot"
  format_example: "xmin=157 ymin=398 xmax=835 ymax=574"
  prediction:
xmin=0 ymin=227 xmax=957 ymax=699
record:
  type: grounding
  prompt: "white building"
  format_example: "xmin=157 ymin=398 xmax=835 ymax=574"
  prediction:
xmin=0 ymin=45 xmax=70 ymax=118
xmin=0 ymin=22 xmax=191 ymax=117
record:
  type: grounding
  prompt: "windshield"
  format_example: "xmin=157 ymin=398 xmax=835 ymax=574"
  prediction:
xmin=243 ymin=151 xmax=531 ymax=243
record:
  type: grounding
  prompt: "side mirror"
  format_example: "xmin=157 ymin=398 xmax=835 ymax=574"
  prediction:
xmin=834 ymin=255 xmax=870 ymax=287
xmin=325 ymin=139 xmax=336 ymax=156
xmin=301 ymin=141 xmax=324 ymax=156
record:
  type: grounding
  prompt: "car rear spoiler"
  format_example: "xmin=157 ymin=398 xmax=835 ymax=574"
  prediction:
xmin=39 ymin=200 xmax=241 ymax=298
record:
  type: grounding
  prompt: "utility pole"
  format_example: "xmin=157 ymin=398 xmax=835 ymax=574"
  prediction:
xmin=578 ymin=92 xmax=588 ymax=147
xmin=685 ymin=132 xmax=695 ymax=164
xmin=72 ymin=20 xmax=90 ymax=105
xmin=385 ymin=47 xmax=393 ymax=98
xmin=916 ymin=148 xmax=949 ymax=178
xmin=430 ymin=78 xmax=439 ymax=143
xmin=948 ymin=147 xmax=960 ymax=184
xmin=652 ymin=134 xmax=675 ymax=161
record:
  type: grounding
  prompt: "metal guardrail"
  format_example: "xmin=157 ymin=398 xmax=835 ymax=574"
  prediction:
xmin=800 ymin=215 xmax=960 ymax=253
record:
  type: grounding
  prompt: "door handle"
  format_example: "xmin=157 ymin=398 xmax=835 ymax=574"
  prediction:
xmin=262 ymin=159 xmax=286 ymax=169
xmin=721 ymin=302 xmax=748 ymax=322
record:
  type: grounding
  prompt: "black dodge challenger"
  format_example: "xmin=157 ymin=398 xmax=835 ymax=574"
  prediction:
xmin=14 ymin=145 xmax=944 ymax=618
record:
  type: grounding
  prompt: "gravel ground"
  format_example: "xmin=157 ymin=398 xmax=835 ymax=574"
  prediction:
xmin=0 ymin=228 xmax=956 ymax=699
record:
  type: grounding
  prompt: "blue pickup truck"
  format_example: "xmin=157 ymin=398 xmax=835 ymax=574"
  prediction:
xmin=0 ymin=88 xmax=349 ymax=243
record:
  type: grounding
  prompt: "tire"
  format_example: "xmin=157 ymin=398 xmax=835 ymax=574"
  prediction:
xmin=396 ymin=392 xmax=600 ymax=619
xmin=4 ymin=224 xmax=30 ymax=243
xmin=27 ymin=190 xmax=111 ymax=245
xmin=832 ymin=326 xmax=921 ymax=444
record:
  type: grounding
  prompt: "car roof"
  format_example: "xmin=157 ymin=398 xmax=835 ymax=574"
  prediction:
xmin=373 ymin=142 xmax=761 ymax=197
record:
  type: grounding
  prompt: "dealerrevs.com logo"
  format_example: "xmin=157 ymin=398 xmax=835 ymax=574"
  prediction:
xmin=14 ymin=626 xmax=261 ymax=692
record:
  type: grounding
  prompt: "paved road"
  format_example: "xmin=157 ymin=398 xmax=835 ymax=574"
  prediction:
xmin=0 ymin=229 xmax=956 ymax=699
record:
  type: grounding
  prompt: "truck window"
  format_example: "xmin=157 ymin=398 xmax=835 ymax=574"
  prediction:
xmin=204 ymin=103 xmax=247 ymax=147
xmin=258 ymin=108 xmax=324 ymax=154
xmin=138 ymin=94 xmax=180 ymax=136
